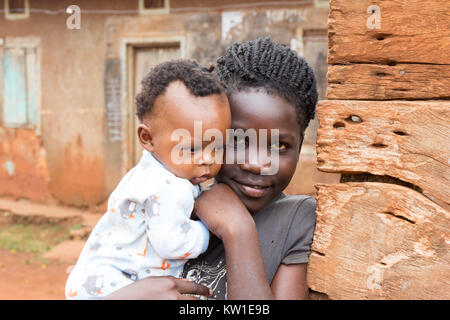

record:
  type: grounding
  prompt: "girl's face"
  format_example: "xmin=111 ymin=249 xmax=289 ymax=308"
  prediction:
xmin=215 ymin=88 xmax=304 ymax=213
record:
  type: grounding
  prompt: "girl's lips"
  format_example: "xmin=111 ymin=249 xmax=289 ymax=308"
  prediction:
xmin=232 ymin=179 xmax=271 ymax=198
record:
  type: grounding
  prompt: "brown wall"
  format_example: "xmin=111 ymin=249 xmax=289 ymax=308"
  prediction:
xmin=0 ymin=0 xmax=138 ymax=206
xmin=0 ymin=0 xmax=330 ymax=209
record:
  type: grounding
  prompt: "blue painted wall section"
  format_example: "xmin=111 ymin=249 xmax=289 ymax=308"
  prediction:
xmin=3 ymin=48 xmax=27 ymax=127
xmin=2 ymin=47 xmax=39 ymax=129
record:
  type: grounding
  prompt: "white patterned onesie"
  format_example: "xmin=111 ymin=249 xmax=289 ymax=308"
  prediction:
xmin=65 ymin=150 xmax=210 ymax=299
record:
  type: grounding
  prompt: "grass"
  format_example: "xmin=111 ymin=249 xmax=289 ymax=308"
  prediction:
xmin=70 ymin=223 xmax=84 ymax=230
xmin=0 ymin=221 xmax=72 ymax=258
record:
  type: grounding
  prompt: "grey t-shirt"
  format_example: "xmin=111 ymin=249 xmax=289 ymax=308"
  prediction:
xmin=181 ymin=193 xmax=317 ymax=300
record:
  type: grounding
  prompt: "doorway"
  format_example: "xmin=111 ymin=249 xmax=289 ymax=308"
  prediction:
xmin=124 ymin=39 xmax=183 ymax=169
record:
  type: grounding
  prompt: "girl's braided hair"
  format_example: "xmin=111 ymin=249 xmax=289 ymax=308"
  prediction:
xmin=216 ymin=37 xmax=318 ymax=133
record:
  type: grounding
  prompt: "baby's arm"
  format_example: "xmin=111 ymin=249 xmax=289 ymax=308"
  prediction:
xmin=143 ymin=181 xmax=209 ymax=260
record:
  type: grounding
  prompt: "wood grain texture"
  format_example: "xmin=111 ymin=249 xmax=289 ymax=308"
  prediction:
xmin=307 ymin=182 xmax=450 ymax=300
xmin=327 ymin=64 xmax=450 ymax=100
xmin=316 ymin=100 xmax=450 ymax=207
xmin=328 ymin=0 xmax=450 ymax=64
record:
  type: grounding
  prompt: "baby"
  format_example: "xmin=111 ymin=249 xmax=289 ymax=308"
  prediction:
xmin=65 ymin=60 xmax=231 ymax=299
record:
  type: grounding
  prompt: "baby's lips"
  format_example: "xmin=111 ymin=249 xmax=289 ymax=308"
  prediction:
xmin=190 ymin=174 xmax=211 ymax=185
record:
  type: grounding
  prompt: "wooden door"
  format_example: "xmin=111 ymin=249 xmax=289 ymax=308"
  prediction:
xmin=131 ymin=44 xmax=181 ymax=165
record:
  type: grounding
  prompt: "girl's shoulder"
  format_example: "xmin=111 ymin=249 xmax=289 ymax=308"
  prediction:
xmin=257 ymin=193 xmax=316 ymax=220
xmin=275 ymin=193 xmax=316 ymax=206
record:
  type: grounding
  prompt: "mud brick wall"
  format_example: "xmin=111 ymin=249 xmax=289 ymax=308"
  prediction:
xmin=0 ymin=0 xmax=330 ymax=208
xmin=306 ymin=0 xmax=450 ymax=299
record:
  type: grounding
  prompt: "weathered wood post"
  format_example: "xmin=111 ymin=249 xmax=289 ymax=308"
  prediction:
xmin=307 ymin=0 xmax=450 ymax=299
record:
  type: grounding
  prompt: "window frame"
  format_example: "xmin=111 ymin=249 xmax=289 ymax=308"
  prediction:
xmin=138 ymin=0 xmax=170 ymax=15
xmin=314 ymin=0 xmax=329 ymax=9
xmin=0 ymin=39 xmax=3 ymax=126
xmin=4 ymin=0 xmax=30 ymax=20
xmin=0 ymin=37 xmax=41 ymax=134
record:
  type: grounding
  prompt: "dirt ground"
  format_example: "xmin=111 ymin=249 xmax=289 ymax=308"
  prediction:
xmin=0 ymin=248 xmax=71 ymax=300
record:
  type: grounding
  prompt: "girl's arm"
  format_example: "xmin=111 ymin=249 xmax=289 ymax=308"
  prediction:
xmin=222 ymin=217 xmax=274 ymax=299
xmin=270 ymin=263 xmax=309 ymax=299
xmin=270 ymin=196 xmax=316 ymax=300
xmin=194 ymin=183 xmax=273 ymax=299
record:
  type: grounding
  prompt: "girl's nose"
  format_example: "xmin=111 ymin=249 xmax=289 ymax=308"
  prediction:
xmin=239 ymin=153 xmax=271 ymax=175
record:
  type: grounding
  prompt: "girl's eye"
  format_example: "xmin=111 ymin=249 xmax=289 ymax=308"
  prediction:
xmin=228 ymin=136 xmax=247 ymax=148
xmin=271 ymin=143 xmax=287 ymax=151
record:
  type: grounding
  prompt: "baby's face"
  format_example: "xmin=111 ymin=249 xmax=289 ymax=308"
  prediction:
xmin=139 ymin=81 xmax=231 ymax=185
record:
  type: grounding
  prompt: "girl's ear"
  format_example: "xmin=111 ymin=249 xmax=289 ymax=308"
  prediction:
xmin=137 ymin=123 xmax=154 ymax=152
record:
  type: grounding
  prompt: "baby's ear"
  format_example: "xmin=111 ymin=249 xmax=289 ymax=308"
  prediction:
xmin=137 ymin=123 xmax=154 ymax=152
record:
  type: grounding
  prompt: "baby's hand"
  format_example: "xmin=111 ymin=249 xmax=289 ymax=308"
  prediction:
xmin=194 ymin=183 xmax=254 ymax=240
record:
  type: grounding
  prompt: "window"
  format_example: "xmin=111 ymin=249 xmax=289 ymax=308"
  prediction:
xmin=144 ymin=0 xmax=165 ymax=9
xmin=4 ymin=0 xmax=30 ymax=20
xmin=314 ymin=0 xmax=329 ymax=9
xmin=139 ymin=0 xmax=169 ymax=15
xmin=0 ymin=37 xmax=40 ymax=132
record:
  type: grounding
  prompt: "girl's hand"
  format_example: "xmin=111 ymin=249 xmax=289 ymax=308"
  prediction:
xmin=194 ymin=183 xmax=255 ymax=240
xmin=103 ymin=276 xmax=212 ymax=300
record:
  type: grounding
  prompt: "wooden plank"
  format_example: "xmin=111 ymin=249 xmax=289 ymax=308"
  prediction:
xmin=316 ymin=100 xmax=450 ymax=207
xmin=328 ymin=0 xmax=450 ymax=64
xmin=327 ymin=64 xmax=450 ymax=100
xmin=307 ymin=182 xmax=450 ymax=300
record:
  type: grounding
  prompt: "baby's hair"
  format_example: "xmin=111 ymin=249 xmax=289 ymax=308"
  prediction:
xmin=135 ymin=59 xmax=225 ymax=120
xmin=216 ymin=37 xmax=318 ymax=133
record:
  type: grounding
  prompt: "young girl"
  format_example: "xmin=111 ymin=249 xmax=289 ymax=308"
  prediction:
xmin=105 ymin=37 xmax=318 ymax=300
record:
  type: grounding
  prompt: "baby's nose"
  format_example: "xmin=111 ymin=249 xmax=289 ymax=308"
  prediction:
xmin=198 ymin=151 xmax=215 ymax=165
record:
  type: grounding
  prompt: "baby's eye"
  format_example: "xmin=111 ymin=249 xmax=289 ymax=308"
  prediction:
xmin=182 ymin=146 xmax=201 ymax=153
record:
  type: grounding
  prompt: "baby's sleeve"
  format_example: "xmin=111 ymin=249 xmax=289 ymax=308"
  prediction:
xmin=143 ymin=180 xmax=209 ymax=260
xmin=65 ymin=263 xmax=135 ymax=300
